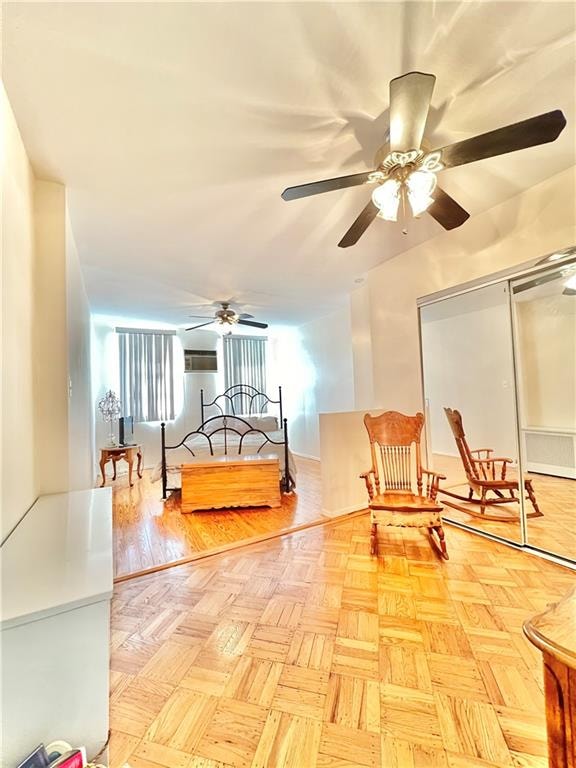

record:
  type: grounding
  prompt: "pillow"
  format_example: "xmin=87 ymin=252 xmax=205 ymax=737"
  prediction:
xmin=243 ymin=415 xmax=279 ymax=432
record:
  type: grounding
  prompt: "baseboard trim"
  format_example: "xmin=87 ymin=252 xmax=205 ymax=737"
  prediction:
xmin=292 ymin=452 xmax=320 ymax=462
xmin=114 ymin=508 xmax=369 ymax=583
xmin=322 ymin=503 xmax=367 ymax=518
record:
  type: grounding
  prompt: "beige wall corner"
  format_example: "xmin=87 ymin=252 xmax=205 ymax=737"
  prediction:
xmin=350 ymin=282 xmax=376 ymax=411
xmin=1 ymin=82 xmax=37 ymax=540
xmin=33 ymin=180 xmax=69 ymax=494
xmin=352 ymin=166 xmax=576 ymax=415
xmin=66 ymin=209 xmax=94 ymax=490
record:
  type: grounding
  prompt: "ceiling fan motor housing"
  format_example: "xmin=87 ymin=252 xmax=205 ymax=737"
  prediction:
xmin=215 ymin=305 xmax=238 ymax=325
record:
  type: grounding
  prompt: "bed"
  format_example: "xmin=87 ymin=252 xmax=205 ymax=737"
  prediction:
xmin=153 ymin=385 xmax=296 ymax=508
xmin=200 ymin=384 xmax=283 ymax=430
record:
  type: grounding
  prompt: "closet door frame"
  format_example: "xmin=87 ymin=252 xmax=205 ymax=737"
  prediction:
xmin=417 ymin=247 xmax=576 ymax=569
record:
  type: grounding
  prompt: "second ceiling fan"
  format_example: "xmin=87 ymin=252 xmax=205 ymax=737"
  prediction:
xmin=281 ymin=71 xmax=566 ymax=247
xmin=186 ymin=301 xmax=268 ymax=331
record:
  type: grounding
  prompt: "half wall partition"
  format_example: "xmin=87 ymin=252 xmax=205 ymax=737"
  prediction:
xmin=418 ymin=246 xmax=576 ymax=566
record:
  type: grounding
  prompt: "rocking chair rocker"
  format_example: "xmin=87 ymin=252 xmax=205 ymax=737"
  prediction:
xmin=443 ymin=407 xmax=543 ymax=521
xmin=360 ymin=411 xmax=448 ymax=560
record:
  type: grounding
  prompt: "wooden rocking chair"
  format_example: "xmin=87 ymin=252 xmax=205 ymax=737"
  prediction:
xmin=360 ymin=411 xmax=448 ymax=560
xmin=443 ymin=407 xmax=543 ymax=521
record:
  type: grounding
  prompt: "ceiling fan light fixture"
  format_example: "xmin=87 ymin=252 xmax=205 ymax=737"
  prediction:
xmin=372 ymin=179 xmax=401 ymax=221
xmin=406 ymin=169 xmax=437 ymax=216
xmin=420 ymin=151 xmax=443 ymax=173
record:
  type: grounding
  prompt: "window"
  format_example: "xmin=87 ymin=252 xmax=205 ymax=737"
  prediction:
xmin=117 ymin=328 xmax=176 ymax=422
xmin=223 ymin=335 xmax=267 ymax=412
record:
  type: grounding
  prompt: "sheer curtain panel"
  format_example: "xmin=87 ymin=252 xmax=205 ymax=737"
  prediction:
xmin=117 ymin=328 xmax=176 ymax=422
xmin=223 ymin=335 xmax=267 ymax=413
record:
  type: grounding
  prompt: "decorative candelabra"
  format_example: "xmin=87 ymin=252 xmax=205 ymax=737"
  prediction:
xmin=98 ymin=390 xmax=122 ymax=447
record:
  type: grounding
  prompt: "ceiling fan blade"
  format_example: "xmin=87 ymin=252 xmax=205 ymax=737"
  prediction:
xmin=238 ymin=313 xmax=254 ymax=319
xmin=281 ymin=171 xmax=375 ymax=201
xmin=427 ymin=187 xmax=470 ymax=230
xmin=338 ymin=200 xmax=379 ymax=248
xmin=436 ymin=110 xmax=566 ymax=169
xmin=188 ymin=314 xmax=213 ymax=319
xmin=237 ymin=319 xmax=268 ymax=329
xmin=389 ymin=71 xmax=436 ymax=152
xmin=185 ymin=321 xmax=214 ymax=331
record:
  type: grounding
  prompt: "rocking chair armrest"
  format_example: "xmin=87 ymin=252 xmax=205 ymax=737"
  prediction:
xmin=472 ymin=456 xmax=513 ymax=466
xmin=422 ymin=468 xmax=447 ymax=481
xmin=473 ymin=456 xmax=513 ymax=480
xmin=421 ymin=468 xmax=446 ymax=500
xmin=470 ymin=448 xmax=493 ymax=457
xmin=359 ymin=470 xmax=376 ymax=500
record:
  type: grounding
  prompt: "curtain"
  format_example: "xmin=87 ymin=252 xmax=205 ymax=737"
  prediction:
xmin=118 ymin=329 xmax=176 ymax=422
xmin=223 ymin=335 xmax=267 ymax=414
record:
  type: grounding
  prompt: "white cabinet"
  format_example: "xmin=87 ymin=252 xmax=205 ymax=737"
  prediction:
xmin=1 ymin=489 xmax=112 ymax=768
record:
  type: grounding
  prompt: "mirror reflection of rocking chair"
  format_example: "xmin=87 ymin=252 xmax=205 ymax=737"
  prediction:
xmin=360 ymin=411 xmax=449 ymax=560
xmin=443 ymin=407 xmax=543 ymax=521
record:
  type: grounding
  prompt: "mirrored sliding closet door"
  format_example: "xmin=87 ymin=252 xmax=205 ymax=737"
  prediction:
xmin=419 ymin=250 xmax=576 ymax=565
xmin=511 ymin=263 xmax=576 ymax=561
xmin=420 ymin=283 xmax=523 ymax=544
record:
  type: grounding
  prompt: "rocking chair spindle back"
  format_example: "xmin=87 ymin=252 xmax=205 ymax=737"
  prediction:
xmin=443 ymin=407 xmax=542 ymax=521
xmin=360 ymin=411 xmax=448 ymax=560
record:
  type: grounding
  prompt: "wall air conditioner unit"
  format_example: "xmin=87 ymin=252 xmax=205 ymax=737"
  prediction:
xmin=522 ymin=427 xmax=576 ymax=479
xmin=184 ymin=349 xmax=218 ymax=373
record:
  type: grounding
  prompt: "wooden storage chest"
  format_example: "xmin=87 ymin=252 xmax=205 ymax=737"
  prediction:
xmin=181 ymin=453 xmax=281 ymax=513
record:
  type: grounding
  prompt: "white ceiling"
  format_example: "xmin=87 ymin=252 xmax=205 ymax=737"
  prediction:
xmin=3 ymin=1 xmax=575 ymax=325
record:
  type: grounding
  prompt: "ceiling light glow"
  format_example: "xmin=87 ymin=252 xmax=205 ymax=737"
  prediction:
xmin=406 ymin=169 xmax=437 ymax=216
xmin=372 ymin=151 xmax=443 ymax=222
xmin=372 ymin=179 xmax=401 ymax=221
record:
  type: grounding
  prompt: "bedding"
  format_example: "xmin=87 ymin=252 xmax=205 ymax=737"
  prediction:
xmin=205 ymin=414 xmax=279 ymax=433
xmin=151 ymin=428 xmax=296 ymax=485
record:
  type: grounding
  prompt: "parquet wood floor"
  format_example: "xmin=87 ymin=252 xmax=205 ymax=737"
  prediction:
xmin=433 ymin=454 xmax=576 ymax=560
xmin=112 ymin=458 xmax=323 ymax=579
xmin=109 ymin=514 xmax=575 ymax=768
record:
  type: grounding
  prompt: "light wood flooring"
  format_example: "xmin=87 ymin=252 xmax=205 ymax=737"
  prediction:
xmin=433 ymin=454 xmax=576 ymax=560
xmin=112 ymin=458 xmax=323 ymax=580
xmin=109 ymin=514 xmax=574 ymax=768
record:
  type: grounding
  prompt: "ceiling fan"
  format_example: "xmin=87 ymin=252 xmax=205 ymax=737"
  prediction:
xmin=281 ymin=71 xmax=567 ymax=247
xmin=186 ymin=302 xmax=268 ymax=331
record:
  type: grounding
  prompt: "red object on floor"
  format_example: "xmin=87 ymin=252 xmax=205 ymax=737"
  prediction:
xmin=49 ymin=751 xmax=84 ymax=768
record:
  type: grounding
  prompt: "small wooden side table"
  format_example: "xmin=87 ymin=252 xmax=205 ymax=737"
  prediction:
xmin=523 ymin=586 xmax=576 ymax=768
xmin=100 ymin=445 xmax=143 ymax=487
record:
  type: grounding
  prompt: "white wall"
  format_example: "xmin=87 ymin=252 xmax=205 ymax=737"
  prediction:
xmin=66 ymin=212 xmax=94 ymax=490
xmin=271 ymin=306 xmax=355 ymax=459
xmin=91 ymin=318 xmax=222 ymax=470
xmin=1 ymin=83 xmax=37 ymax=541
xmin=352 ymin=167 xmax=576 ymax=415
xmin=350 ymin=283 xmax=375 ymax=411
xmin=420 ymin=283 xmax=517 ymax=458
xmin=1 ymin=83 xmax=95 ymax=542
xmin=516 ymin=295 xmax=576 ymax=430
xmin=33 ymin=180 xmax=69 ymax=495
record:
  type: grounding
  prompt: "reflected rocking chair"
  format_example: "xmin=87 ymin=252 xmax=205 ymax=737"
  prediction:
xmin=360 ymin=411 xmax=448 ymax=560
xmin=443 ymin=407 xmax=543 ymax=521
